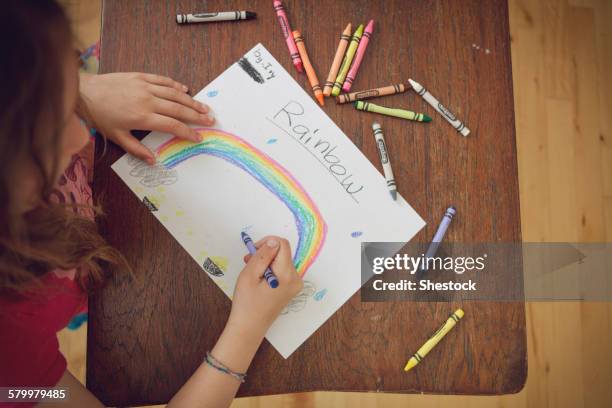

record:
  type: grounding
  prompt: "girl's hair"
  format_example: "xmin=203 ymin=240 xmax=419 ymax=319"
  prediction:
xmin=0 ymin=0 xmax=129 ymax=293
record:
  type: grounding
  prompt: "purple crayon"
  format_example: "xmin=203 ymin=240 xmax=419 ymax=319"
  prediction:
xmin=241 ymin=231 xmax=279 ymax=288
xmin=419 ymin=206 xmax=456 ymax=274
xmin=342 ymin=19 xmax=374 ymax=93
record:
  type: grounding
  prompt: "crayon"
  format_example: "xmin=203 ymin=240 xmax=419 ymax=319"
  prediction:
xmin=336 ymin=83 xmax=407 ymax=104
xmin=273 ymin=0 xmax=303 ymax=73
xmin=241 ymin=232 xmax=279 ymax=289
xmin=419 ymin=206 xmax=456 ymax=274
xmin=176 ymin=11 xmax=256 ymax=24
xmin=372 ymin=122 xmax=397 ymax=200
xmin=331 ymin=24 xmax=364 ymax=97
xmin=354 ymin=101 xmax=432 ymax=122
xmin=404 ymin=309 xmax=464 ymax=372
xmin=293 ymin=30 xmax=324 ymax=106
xmin=323 ymin=23 xmax=352 ymax=97
xmin=342 ymin=19 xmax=374 ymax=93
xmin=408 ymin=78 xmax=470 ymax=136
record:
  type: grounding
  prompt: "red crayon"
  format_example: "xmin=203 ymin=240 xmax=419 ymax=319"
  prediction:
xmin=273 ymin=0 xmax=303 ymax=73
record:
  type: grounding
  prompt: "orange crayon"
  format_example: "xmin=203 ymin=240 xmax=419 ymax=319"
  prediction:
xmin=323 ymin=23 xmax=352 ymax=97
xmin=293 ymin=30 xmax=324 ymax=106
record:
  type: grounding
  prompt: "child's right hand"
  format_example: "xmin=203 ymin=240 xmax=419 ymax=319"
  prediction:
xmin=226 ymin=236 xmax=303 ymax=340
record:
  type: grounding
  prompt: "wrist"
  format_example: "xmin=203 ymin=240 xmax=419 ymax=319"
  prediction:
xmin=209 ymin=320 xmax=266 ymax=374
xmin=224 ymin=314 xmax=268 ymax=344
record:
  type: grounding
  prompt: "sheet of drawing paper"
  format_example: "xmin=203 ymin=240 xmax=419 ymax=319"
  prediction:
xmin=112 ymin=43 xmax=425 ymax=358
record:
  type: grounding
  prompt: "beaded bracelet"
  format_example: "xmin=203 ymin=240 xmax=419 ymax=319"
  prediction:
xmin=204 ymin=352 xmax=247 ymax=383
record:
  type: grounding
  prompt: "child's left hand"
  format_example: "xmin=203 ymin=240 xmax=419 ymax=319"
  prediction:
xmin=79 ymin=72 xmax=214 ymax=164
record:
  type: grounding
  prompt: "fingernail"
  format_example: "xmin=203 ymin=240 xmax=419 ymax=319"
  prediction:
xmin=146 ymin=156 xmax=156 ymax=165
xmin=192 ymin=130 xmax=202 ymax=141
xmin=197 ymin=102 xmax=209 ymax=112
xmin=266 ymin=239 xmax=279 ymax=248
xmin=182 ymin=84 xmax=189 ymax=92
xmin=201 ymin=113 xmax=215 ymax=124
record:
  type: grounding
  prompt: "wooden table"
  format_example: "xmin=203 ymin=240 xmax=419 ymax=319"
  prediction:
xmin=88 ymin=0 xmax=526 ymax=405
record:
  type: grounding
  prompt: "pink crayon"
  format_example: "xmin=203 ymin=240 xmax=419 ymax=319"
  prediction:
xmin=342 ymin=19 xmax=374 ymax=92
xmin=273 ymin=0 xmax=303 ymax=73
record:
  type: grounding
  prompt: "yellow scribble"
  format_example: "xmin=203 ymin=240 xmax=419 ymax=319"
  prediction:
xmin=186 ymin=229 xmax=193 ymax=236
xmin=176 ymin=210 xmax=185 ymax=216
xmin=147 ymin=194 xmax=165 ymax=208
xmin=156 ymin=186 xmax=166 ymax=193
xmin=160 ymin=215 xmax=169 ymax=222
xmin=210 ymin=256 xmax=229 ymax=272
xmin=196 ymin=250 xmax=208 ymax=263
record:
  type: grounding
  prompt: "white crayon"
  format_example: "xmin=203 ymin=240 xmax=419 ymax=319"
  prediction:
xmin=408 ymin=78 xmax=470 ymax=137
xmin=176 ymin=11 xmax=256 ymax=24
xmin=372 ymin=122 xmax=397 ymax=200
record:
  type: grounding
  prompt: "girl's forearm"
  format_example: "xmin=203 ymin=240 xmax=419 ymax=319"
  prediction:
xmin=167 ymin=323 xmax=265 ymax=408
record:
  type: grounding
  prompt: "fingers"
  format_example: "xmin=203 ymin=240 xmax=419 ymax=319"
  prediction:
xmin=152 ymin=98 xmax=214 ymax=128
xmin=149 ymin=84 xmax=210 ymax=114
xmin=268 ymin=239 xmax=299 ymax=283
xmin=251 ymin=236 xmax=300 ymax=284
xmin=140 ymin=73 xmax=188 ymax=93
xmin=109 ymin=129 xmax=155 ymax=164
xmin=244 ymin=238 xmax=281 ymax=281
xmin=142 ymin=113 xmax=202 ymax=142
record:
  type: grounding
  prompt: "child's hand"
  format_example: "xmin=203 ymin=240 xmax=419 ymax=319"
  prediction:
xmin=79 ymin=72 xmax=214 ymax=164
xmin=226 ymin=236 xmax=303 ymax=340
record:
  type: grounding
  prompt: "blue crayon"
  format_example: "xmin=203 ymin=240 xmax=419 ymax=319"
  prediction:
xmin=420 ymin=206 xmax=456 ymax=274
xmin=241 ymin=232 xmax=279 ymax=288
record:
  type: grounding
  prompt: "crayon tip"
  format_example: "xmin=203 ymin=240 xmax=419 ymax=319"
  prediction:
xmin=423 ymin=114 xmax=433 ymax=122
xmin=404 ymin=358 xmax=417 ymax=372
xmin=240 ymin=231 xmax=248 ymax=239
xmin=316 ymin=94 xmax=325 ymax=106
xmin=245 ymin=11 xmax=257 ymax=19
xmin=295 ymin=61 xmax=304 ymax=73
xmin=365 ymin=19 xmax=375 ymax=32
xmin=390 ymin=190 xmax=397 ymax=200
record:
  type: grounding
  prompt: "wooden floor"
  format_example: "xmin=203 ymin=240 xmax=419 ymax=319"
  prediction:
xmin=58 ymin=0 xmax=612 ymax=406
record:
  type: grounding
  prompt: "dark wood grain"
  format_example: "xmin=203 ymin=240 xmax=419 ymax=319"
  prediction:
xmin=88 ymin=0 xmax=526 ymax=405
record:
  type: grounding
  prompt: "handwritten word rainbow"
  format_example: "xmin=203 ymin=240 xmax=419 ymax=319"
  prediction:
xmin=155 ymin=128 xmax=327 ymax=277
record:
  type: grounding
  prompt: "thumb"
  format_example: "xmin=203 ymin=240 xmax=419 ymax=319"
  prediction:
xmin=107 ymin=129 xmax=156 ymax=165
xmin=244 ymin=238 xmax=281 ymax=281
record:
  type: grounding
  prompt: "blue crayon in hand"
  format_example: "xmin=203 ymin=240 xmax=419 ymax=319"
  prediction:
xmin=420 ymin=206 xmax=456 ymax=274
xmin=241 ymin=232 xmax=279 ymax=288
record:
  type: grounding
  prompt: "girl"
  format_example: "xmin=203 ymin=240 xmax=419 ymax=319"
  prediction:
xmin=0 ymin=1 xmax=303 ymax=407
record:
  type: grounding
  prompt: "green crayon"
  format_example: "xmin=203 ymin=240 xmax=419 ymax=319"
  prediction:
xmin=331 ymin=24 xmax=364 ymax=97
xmin=354 ymin=101 xmax=432 ymax=122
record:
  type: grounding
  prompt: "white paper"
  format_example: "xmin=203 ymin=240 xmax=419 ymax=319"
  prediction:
xmin=112 ymin=44 xmax=425 ymax=358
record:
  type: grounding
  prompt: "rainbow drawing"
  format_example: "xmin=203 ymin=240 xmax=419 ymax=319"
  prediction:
xmin=155 ymin=128 xmax=327 ymax=277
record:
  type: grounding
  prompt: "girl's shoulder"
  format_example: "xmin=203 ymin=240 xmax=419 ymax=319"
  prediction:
xmin=49 ymin=140 xmax=95 ymax=218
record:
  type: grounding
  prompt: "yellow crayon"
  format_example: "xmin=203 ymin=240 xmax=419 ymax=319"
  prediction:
xmin=404 ymin=308 xmax=464 ymax=372
xmin=331 ymin=24 xmax=364 ymax=97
